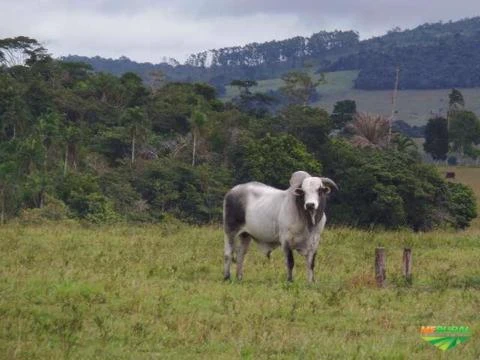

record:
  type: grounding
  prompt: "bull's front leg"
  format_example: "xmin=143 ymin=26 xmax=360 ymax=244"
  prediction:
xmin=306 ymin=234 xmax=320 ymax=283
xmin=282 ymin=242 xmax=294 ymax=282
xmin=306 ymin=250 xmax=317 ymax=283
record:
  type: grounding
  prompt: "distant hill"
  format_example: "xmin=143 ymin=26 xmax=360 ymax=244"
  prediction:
xmin=329 ymin=17 xmax=480 ymax=89
xmin=62 ymin=30 xmax=358 ymax=92
xmin=62 ymin=17 xmax=480 ymax=92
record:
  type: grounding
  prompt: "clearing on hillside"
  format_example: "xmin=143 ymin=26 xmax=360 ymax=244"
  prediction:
xmin=224 ymin=70 xmax=480 ymax=126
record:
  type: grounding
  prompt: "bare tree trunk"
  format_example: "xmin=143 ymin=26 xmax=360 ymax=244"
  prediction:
xmin=63 ymin=145 xmax=68 ymax=177
xmin=192 ymin=130 xmax=197 ymax=167
xmin=388 ymin=67 xmax=400 ymax=147
xmin=40 ymin=146 xmax=47 ymax=208
xmin=131 ymin=134 xmax=136 ymax=166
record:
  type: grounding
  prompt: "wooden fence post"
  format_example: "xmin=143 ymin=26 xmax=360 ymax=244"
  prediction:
xmin=375 ymin=247 xmax=386 ymax=288
xmin=403 ymin=248 xmax=412 ymax=284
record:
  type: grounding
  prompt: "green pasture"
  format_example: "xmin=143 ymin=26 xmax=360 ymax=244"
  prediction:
xmin=1 ymin=222 xmax=479 ymax=359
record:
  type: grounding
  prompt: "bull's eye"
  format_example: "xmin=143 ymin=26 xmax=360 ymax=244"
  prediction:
xmin=319 ymin=187 xmax=331 ymax=194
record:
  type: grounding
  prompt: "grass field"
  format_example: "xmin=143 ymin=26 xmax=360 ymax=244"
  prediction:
xmin=1 ymin=167 xmax=479 ymax=359
xmin=224 ymin=70 xmax=480 ymax=126
xmin=1 ymin=220 xmax=479 ymax=359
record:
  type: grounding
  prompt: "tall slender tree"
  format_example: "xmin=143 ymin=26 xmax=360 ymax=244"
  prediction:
xmin=423 ymin=117 xmax=448 ymax=161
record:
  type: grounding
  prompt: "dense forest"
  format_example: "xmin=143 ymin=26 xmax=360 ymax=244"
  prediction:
xmin=0 ymin=37 xmax=477 ymax=230
xmin=63 ymin=17 xmax=480 ymax=91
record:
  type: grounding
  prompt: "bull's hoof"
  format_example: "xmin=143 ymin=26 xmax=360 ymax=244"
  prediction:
xmin=223 ymin=274 xmax=231 ymax=281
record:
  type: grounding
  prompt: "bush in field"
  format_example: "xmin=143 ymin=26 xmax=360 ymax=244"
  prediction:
xmin=133 ymin=158 xmax=231 ymax=223
xmin=57 ymin=173 xmax=119 ymax=223
xmin=319 ymin=139 xmax=476 ymax=230
xmin=235 ymin=134 xmax=321 ymax=189
xmin=98 ymin=169 xmax=148 ymax=221
xmin=19 ymin=195 xmax=69 ymax=224
xmin=445 ymin=182 xmax=477 ymax=229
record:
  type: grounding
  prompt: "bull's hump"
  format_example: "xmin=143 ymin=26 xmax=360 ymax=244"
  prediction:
xmin=231 ymin=182 xmax=284 ymax=198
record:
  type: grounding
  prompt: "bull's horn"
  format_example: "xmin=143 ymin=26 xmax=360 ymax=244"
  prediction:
xmin=321 ymin=177 xmax=339 ymax=191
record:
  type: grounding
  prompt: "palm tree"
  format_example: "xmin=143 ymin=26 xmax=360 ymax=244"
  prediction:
xmin=392 ymin=134 xmax=417 ymax=152
xmin=347 ymin=112 xmax=390 ymax=149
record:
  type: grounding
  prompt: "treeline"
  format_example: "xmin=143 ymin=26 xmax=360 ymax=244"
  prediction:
xmin=331 ymin=24 xmax=480 ymax=89
xmin=0 ymin=38 xmax=476 ymax=229
xmin=63 ymin=17 xmax=480 ymax=91
xmin=62 ymin=30 xmax=358 ymax=92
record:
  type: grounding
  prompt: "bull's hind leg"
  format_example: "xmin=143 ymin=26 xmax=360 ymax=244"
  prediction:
xmin=223 ymin=232 xmax=235 ymax=280
xmin=236 ymin=233 xmax=252 ymax=280
xmin=223 ymin=190 xmax=246 ymax=280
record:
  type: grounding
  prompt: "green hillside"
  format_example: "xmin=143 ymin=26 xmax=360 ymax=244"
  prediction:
xmin=63 ymin=17 xmax=480 ymax=92
xmin=225 ymin=70 xmax=480 ymax=126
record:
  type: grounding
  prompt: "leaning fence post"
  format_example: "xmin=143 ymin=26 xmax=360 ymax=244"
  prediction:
xmin=375 ymin=247 xmax=386 ymax=288
xmin=403 ymin=248 xmax=412 ymax=284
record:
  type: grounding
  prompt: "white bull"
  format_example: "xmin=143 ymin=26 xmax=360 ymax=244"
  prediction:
xmin=223 ymin=171 xmax=338 ymax=282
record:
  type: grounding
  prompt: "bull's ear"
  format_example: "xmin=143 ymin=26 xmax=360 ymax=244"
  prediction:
xmin=294 ymin=188 xmax=305 ymax=196
xmin=289 ymin=171 xmax=311 ymax=188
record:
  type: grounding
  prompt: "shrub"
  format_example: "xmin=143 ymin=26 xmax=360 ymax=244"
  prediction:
xmin=57 ymin=173 xmax=120 ymax=223
xmin=319 ymin=139 xmax=477 ymax=230
xmin=19 ymin=194 xmax=69 ymax=224
xmin=445 ymin=182 xmax=477 ymax=229
xmin=133 ymin=158 xmax=231 ymax=224
xmin=235 ymin=134 xmax=321 ymax=189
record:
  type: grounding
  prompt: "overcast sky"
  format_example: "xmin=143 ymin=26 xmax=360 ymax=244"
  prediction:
xmin=1 ymin=0 xmax=479 ymax=63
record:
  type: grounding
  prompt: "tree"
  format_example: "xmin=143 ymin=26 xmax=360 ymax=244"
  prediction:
xmin=121 ymin=106 xmax=149 ymax=166
xmin=189 ymin=109 xmax=207 ymax=166
xmin=423 ymin=117 xmax=448 ymax=161
xmin=346 ymin=113 xmax=390 ymax=149
xmin=318 ymin=139 xmax=477 ymax=230
xmin=238 ymin=134 xmax=321 ymax=189
xmin=448 ymin=88 xmax=465 ymax=111
xmin=447 ymin=88 xmax=465 ymax=131
xmin=449 ymin=110 xmax=480 ymax=157
xmin=280 ymin=71 xmax=324 ymax=106
xmin=445 ymin=182 xmax=477 ymax=229
xmin=276 ymin=105 xmax=332 ymax=153
xmin=393 ymin=134 xmax=417 ymax=153
xmin=331 ymin=100 xmax=357 ymax=130
xmin=148 ymin=70 xmax=167 ymax=93
xmin=0 ymin=36 xmax=48 ymax=67
xmin=0 ymin=142 xmax=18 ymax=224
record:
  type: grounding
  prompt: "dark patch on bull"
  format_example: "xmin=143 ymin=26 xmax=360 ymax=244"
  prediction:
xmin=224 ymin=191 xmax=246 ymax=234
xmin=286 ymin=248 xmax=294 ymax=269
xmin=284 ymin=246 xmax=294 ymax=281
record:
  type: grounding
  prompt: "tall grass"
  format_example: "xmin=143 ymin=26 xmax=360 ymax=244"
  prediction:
xmin=1 ymin=222 xmax=479 ymax=359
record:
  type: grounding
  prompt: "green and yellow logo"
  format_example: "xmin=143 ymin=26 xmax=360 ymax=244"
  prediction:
xmin=421 ymin=326 xmax=471 ymax=351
